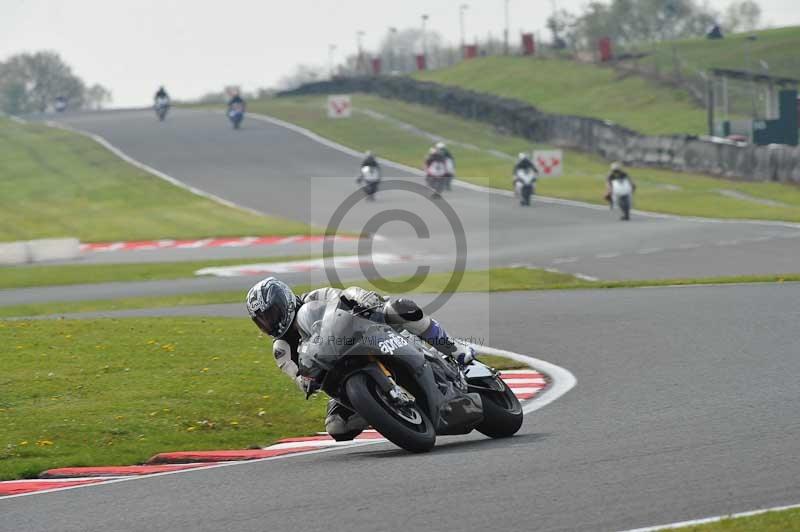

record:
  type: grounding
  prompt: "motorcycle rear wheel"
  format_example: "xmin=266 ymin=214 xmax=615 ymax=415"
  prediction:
xmin=346 ymin=372 xmax=436 ymax=453
xmin=475 ymin=381 xmax=523 ymax=438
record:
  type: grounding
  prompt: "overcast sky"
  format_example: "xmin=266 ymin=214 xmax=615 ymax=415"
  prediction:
xmin=2 ymin=0 xmax=798 ymax=107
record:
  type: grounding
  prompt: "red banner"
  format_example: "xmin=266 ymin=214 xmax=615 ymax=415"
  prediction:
xmin=371 ymin=57 xmax=382 ymax=76
xmin=464 ymin=45 xmax=478 ymax=59
xmin=598 ymin=37 xmax=613 ymax=62
xmin=521 ymin=33 xmax=535 ymax=56
xmin=415 ymin=54 xmax=427 ymax=71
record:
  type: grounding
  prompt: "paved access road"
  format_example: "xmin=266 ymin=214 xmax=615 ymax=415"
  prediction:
xmin=7 ymin=107 xmax=798 ymax=308
xmin=3 ymin=284 xmax=799 ymax=532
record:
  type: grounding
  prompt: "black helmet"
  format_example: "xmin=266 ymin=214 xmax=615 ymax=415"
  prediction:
xmin=246 ymin=277 xmax=297 ymax=338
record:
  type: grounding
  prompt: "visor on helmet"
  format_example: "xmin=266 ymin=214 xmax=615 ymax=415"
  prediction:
xmin=247 ymin=278 xmax=296 ymax=338
xmin=252 ymin=299 xmax=289 ymax=337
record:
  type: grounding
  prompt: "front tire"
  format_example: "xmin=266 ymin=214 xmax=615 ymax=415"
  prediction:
xmin=476 ymin=380 xmax=523 ymax=438
xmin=619 ymin=195 xmax=631 ymax=220
xmin=346 ymin=373 xmax=436 ymax=453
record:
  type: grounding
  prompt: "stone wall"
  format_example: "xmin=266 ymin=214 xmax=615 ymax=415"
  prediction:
xmin=280 ymin=77 xmax=800 ymax=184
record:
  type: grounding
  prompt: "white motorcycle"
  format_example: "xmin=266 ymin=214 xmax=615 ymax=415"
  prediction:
xmin=610 ymin=178 xmax=634 ymax=220
xmin=426 ymin=160 xmax=448 ymax=198
xmin=444 ymin=157 xmax=456 ymax=190
xmin=357 ymin=165 xmax=381 ymax=201
xmin=514 ymin=168 xmax=537 ymax=206
xmin=154 ymin=96 xmax=170 ymax=121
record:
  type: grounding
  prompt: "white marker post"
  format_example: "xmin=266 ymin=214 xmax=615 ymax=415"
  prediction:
xmin=327 ymin=95 xmax=352 ymax=119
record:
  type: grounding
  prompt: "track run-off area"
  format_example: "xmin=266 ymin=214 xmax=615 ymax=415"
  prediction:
xmin=1 ymin=108 xmax=799 ymax=532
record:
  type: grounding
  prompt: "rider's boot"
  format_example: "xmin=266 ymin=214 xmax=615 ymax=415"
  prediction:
xmin=325 ymin=399 xmax=369 ymax=441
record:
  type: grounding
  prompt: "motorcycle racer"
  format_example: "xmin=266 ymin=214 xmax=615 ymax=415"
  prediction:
xmin=246 ymin=277 xmax=475 ymax=441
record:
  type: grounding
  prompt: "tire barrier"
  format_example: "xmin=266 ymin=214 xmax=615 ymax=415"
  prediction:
xmin=280 ymin=77 xmax=800 ymax=184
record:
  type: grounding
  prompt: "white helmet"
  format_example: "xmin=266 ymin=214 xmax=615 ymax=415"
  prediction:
xmin=518 ymin=152 xmax=528 ymax=160
xmin=435 ymin=141 xmax=446 ymax=150
xmin=611 ymin=161 xmax=622 ymax=171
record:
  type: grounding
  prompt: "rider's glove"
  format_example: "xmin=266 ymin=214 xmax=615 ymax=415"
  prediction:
xmin=295 ymin=375 xmax=320 ymax=398
xmin=342 ymin=287 xmax=384 ymax=311
xmin=453 ymin=344 xmax=476 ymax=367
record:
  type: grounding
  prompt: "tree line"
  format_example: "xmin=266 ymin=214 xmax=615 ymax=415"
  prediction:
xmin=0 ymin=51 xmax=111 ymax=114
xmin=547 ymin=0 xmax=762 ymax=51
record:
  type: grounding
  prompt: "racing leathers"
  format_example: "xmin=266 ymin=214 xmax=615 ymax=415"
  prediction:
xmin=154 ymin=88 xmax=169 ymax=102
xmin=360 ymin=154 xmax=379 ymax=170
xmin=605 ymin=169 xmax=636 ymax=203
xmin=228 ymin=94 xmax=246 ymax=110
xmin=272 ymin=286 xmax=473 ymax=440
xmin=513 ymin=157 xmax=538 ymax=185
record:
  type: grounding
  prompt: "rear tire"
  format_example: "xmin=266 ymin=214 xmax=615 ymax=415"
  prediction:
xmin=476 ymin=381 xmax=523 ymax=439
xmin=346 ymin=373 xmax=436 ymax=453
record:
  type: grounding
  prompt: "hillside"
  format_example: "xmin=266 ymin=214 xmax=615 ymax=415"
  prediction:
xmin=414 ymin=26 xmax=800 ymax=137
xmin=647 ymin=26 xmax=800 ymax=80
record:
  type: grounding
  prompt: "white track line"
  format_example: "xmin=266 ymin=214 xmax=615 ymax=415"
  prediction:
xmin=1 ymin=345 xmax=576 ymax=499
xmin=471 ymin=345 xmax=577 ymax=415
xmin=42 ymin=120 xmax=268 ymax=219
xmin=619 ymin=501 xmax=800 ymax=531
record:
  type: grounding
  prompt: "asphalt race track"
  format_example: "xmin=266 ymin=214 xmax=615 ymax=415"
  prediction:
xmin=6 ymin=107 xmax=800 ymax=309
xmin=3 ymin=285 xmax=800 ymax=531
xmin=3 ymin=109 xmax=799 ymax=531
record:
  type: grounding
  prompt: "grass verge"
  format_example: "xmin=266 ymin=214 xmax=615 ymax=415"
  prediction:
xmin=0 ymin=317 xmax=529 ymax=480
xmin=1 ymin=268 xmax=798 ymax=319
xmin=0 ymin=317 xmax=327 ymax=480
xmin=0 ymin=255 xmax=310 ymax=290
xmin=416 ymin=55 xmax=706 ymax=136
xmin=0 ymin=117 xmax=314 ymax=243
xmin=655 ymin=506 xmax=800 ymax=531
xmin=252 ymin=95 xmax=800 ymax=222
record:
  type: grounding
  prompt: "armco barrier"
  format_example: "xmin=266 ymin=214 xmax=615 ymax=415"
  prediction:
xmin=26 ymin=238 xmax=81 ymax=262
xmin=280 ymin=77 xmax=800 ymax=184
xmin=0 ymin=238 xmax=81 ymax=265
xmin=0 ymin=242 xmax=30 ymax=265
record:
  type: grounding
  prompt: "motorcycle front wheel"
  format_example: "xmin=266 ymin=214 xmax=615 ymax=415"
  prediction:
xmin=346 ymin=372 xmax=436 ymax=453
xmin=619 ymin=195 xmax=631 ymax=220
xmin=475 ymin=380 xmax=523 ymax=438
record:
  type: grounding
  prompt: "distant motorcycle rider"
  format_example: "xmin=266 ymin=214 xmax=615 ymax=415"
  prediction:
xmin=246 ymin=277 xmax=475 ymax=441
xmin=605 ymin=162 xmax=636 ymax=200
xmin=425 ymin=146 xmax=446 ymax=168
xmin=435 ymin=141 xmax=455 ymax=190
xmin=154 ymin=86 xmax=170 ymax=103
xmin=228 ymin=91 xmax=246 ymax=110
xmin=513 ymin=153 xmax=538 ymax=180
xmin=357 ymin=151 xmax=381 ymax=200
xmin=360 ymin=150 xmax=380 ymax=171
xmin=605 ymin=162 xmax=636 ymax=220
